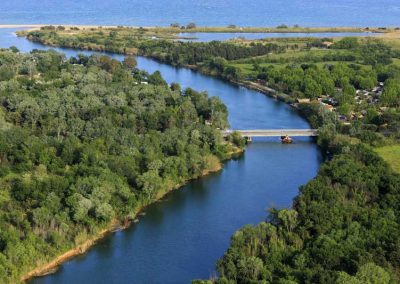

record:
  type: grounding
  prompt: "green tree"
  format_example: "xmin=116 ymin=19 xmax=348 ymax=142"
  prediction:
xmin=303 ymin=77 xmax=322 ymax=99
xmin=381 ymin=79 xmax=400 ymax=107
xmin=123 ymin=56 xmax=137 ymax=68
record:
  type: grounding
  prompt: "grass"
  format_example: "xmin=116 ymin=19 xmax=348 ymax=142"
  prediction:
xmin=375 ymin=144 xmax=400 ymax=174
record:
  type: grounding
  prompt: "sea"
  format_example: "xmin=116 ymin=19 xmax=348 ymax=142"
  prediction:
xmin=0 ymin=0 xmax=399 ymax=27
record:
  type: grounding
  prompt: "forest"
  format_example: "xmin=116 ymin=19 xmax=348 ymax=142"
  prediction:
xmin=15 ymin=27 xmax=400 ymax=283
xmin=195 ymin=101 xmax=400 ymax=283
xmin=0 ymin=48 xmax=241 ymax=282
xmin=198 ymin=140 xmax=400 ymax=283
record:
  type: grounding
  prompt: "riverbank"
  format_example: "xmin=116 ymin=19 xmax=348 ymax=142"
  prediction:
xmin=20 ymin=148 xmax=243 ymax=282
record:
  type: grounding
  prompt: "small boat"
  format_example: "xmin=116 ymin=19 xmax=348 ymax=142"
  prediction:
xmin=281 ymin=135 xmax=293 ymax=144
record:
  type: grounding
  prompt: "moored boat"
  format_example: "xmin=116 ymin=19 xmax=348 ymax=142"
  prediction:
xmin=281 ymin=135 xmax=293 ymax=144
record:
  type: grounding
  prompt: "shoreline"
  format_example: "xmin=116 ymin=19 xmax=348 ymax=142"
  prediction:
xmin=0 ymin=24 xmax=125 ymax=29
xmin=20 ymin=156 xmax=241 ymax=282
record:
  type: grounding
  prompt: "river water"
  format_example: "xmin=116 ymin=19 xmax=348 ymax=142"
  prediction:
xmin=0 ymin=28 xmax=321 ymax=283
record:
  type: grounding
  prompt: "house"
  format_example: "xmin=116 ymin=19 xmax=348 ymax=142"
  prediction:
xmin=322 ymin=41 xmax=334 ymax=48
xmin=321 ymin=103 xmax=335 ymax=112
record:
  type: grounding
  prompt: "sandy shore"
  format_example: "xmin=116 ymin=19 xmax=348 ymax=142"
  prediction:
xmin=20 ymin=224 xmax=119 ymax=282
xmin=0 ymin=24 xmax=44 ymax=29
xmin=0 ymin=24 xmax=128 ymax=30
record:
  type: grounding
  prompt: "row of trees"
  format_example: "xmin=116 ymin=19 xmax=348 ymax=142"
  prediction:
xmin=25 ymin=29 xmax=286 ymax=66
xmin=138 ymin=40 xmax=285 ymax=66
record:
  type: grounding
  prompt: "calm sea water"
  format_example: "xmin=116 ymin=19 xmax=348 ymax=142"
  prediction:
xmin=0 ymin=0 xmax=399 ymax=27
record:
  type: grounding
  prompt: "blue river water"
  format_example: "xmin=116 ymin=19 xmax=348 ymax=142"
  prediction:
xmin=0 ymin=27 xmax=322 ymax=283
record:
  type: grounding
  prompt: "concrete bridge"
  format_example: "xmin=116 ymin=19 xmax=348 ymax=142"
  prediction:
xmin=222 ymin=129 xmax=318 ymax=137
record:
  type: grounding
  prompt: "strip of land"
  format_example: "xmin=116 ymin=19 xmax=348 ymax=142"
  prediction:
xmin=0 ymin=24 xmax=396 ymax=33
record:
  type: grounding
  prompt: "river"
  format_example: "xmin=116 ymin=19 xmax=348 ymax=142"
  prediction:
xmin=0 ymin=28 xmax=322 ymax=283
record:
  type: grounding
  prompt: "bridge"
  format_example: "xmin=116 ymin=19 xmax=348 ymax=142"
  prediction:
xmin=222 ymin=129 xmax=318 ymax=137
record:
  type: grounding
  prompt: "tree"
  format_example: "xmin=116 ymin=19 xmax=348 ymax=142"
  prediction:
xmin=123 ymin=56 xmax=137 ymax=69
xmin=0 ymin=66 xmax=14 ymax=81
xmin=237 ymin=257 xmax=264 ymax=282
xmin=170 ymin=82 xmax=181 ymax=92
xmin=303 ymin=77 xmax=322 ymax=99
xmin=9 ymin=46 xmax=19 ymax=53
xmin=337 ymin=263 xmax=391 ymax=284
xmin=277 ymin=209 xmax=298 ymax=233
xmin=148 ymin=71 xmax=168 ymax=86
xmin=223 ymin=66 xmax=241 ymax=81
xmin=381 ymin=79 xmax=400 ymax=107
xmin=186 ymin=22 xmax=196 ymax=29
xmin=333 ymin=37 xmax=359 ymax=49
xmin=137 ymin=170 xmax=163 ymax=199
xmin=277 ymin=24 xmax=288 ymax=29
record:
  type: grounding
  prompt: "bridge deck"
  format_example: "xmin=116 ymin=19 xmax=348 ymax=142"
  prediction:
xmin=223 ymin=129 xmax=318 ymax=137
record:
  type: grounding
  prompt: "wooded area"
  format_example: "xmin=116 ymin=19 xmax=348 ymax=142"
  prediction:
xmin=0 ymin=49 xmax=241 ymax=282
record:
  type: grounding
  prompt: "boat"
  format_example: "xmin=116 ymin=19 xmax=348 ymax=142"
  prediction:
xmin=281 ymin=135 xmax=293 ymax=144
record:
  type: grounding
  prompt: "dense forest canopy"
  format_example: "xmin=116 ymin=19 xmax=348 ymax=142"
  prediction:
xmin=15 ymin=27 xmax=400 ymax=283
xmin=0 ymin=48 xmax=240 ymax=282
xmin=205 ymin=142 xmax=400 ymax=283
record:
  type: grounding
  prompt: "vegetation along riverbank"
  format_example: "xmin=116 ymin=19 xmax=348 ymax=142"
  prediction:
xmin=9 ymin=25 xmax=400 ymax=282
xmin=0 ymin=48 xmax=245 ymax=283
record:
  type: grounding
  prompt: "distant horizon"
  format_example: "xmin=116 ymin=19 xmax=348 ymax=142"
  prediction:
xmin=0 ymin=23 xmax=398 ymax=29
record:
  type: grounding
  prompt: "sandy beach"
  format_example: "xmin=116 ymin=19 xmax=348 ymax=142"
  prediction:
xmin=0 ymin=24 xmax=125 ymax=29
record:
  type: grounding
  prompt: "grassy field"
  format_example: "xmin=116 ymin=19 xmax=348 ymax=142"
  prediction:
xmin=375 ymin=145 xmax=400 ymax=174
